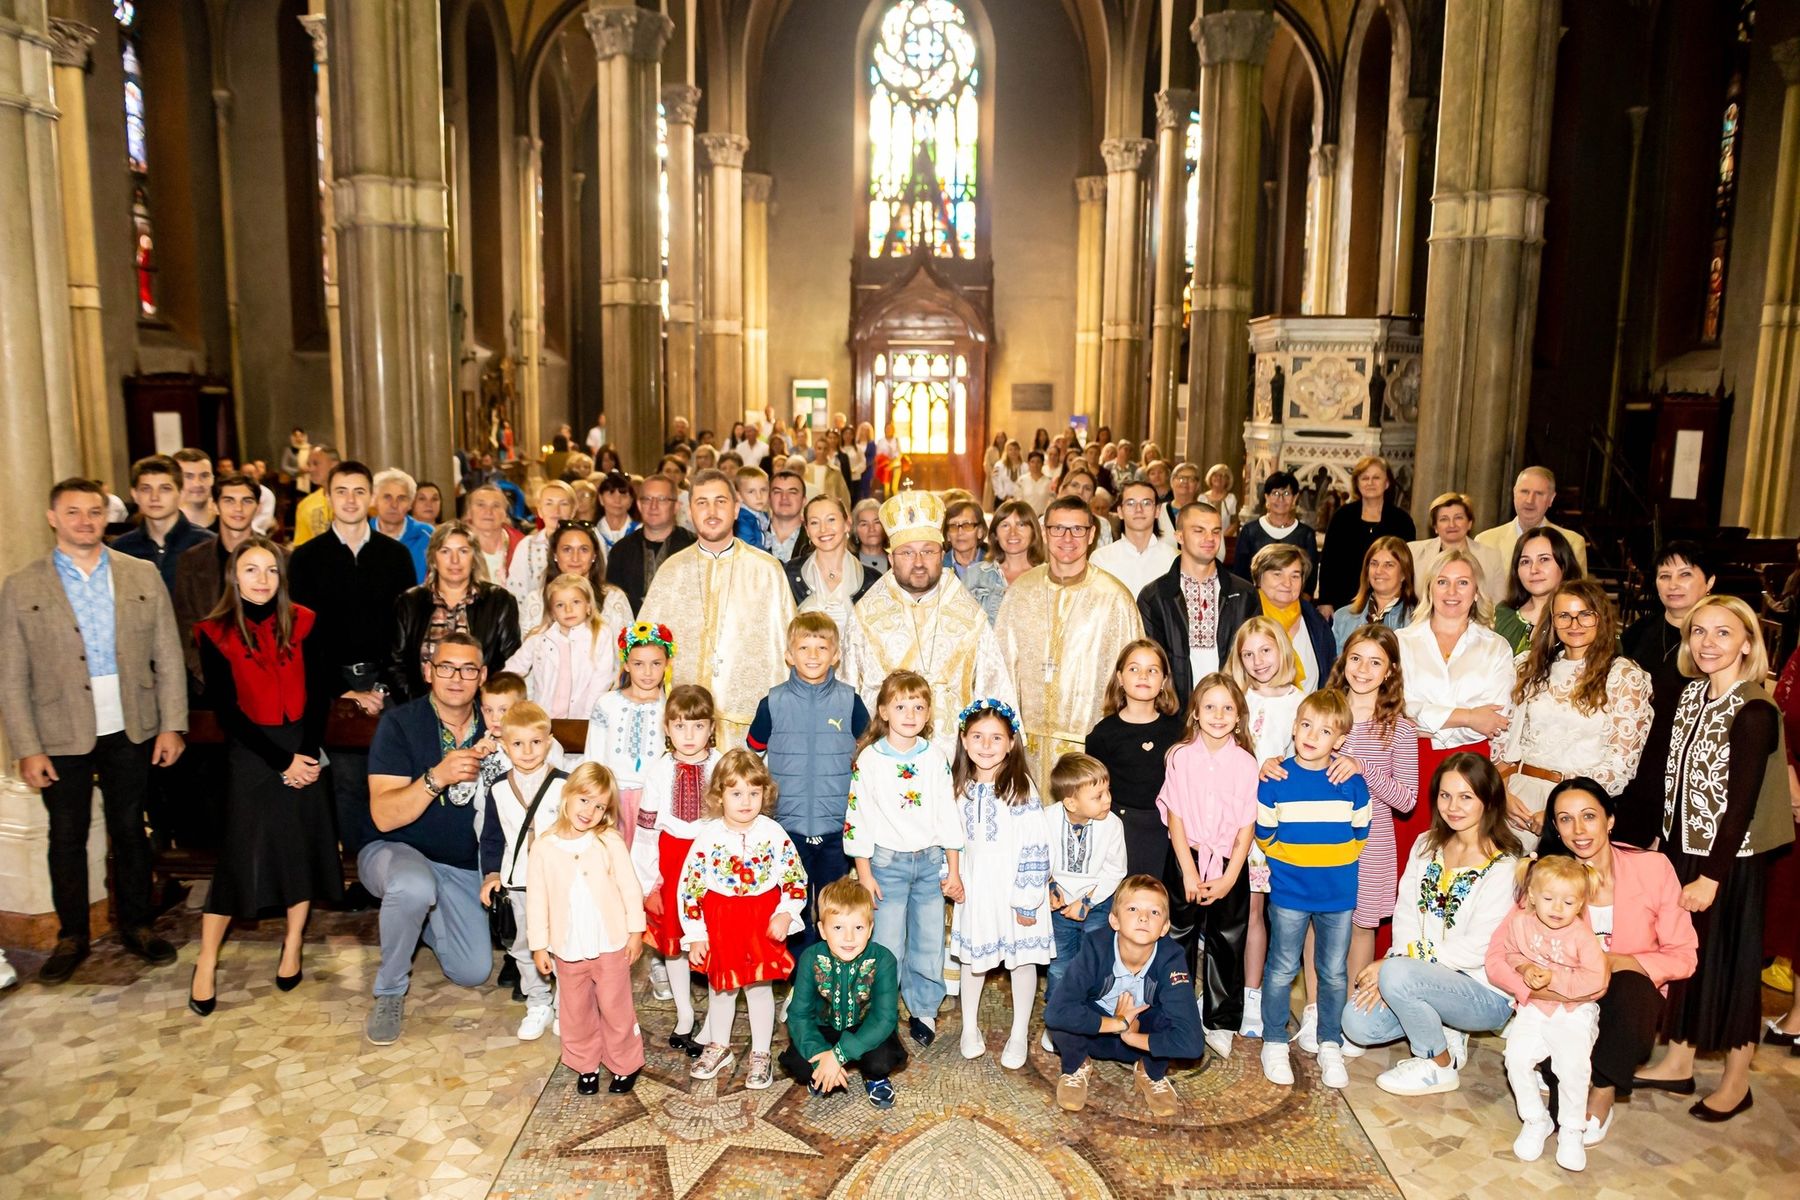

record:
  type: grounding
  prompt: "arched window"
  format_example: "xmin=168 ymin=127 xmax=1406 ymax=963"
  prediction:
xmin=1702 ymin=0 xmax=1756 ymax=344
xmin=116 ymin=1 xmax=157 ymax=319
xmin=658 ymin=102 xmax=670 ymax=317
xmin=1183 ymin=107 xmax=1200 ymax=324
xmin=866 ymin=0 xmax=980 ymax=259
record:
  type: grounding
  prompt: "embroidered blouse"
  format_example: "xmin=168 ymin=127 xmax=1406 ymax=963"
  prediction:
xmin=842 ymin=740 xmax=964 ymax=858
xmin=1387 ymin=841 xmax=1519 ymax=996
xmin=1662 ymin=678 xmax=1781 ymax=872
xmin=676 ymin=814 xmax=808 ymax=947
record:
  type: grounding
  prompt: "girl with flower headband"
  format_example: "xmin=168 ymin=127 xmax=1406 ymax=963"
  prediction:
xmin=950 ymin=696 xmax=1055 ymax=1069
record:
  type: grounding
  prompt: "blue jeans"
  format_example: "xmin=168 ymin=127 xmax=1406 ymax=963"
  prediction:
xmin=867 ymin=845 xmax=947 ymax=1021
xmin=1338 ymin=955 xmax=1514 ymax=1057
xmin=1262 ymin=903 xmax=1352 ymax=1046
xmin=1046 ymin=896 xmax=1114 ymax=1006
xmin=358 ymin=841 xmax=490 ymax=997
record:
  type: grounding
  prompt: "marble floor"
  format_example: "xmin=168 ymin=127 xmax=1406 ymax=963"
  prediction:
xmin=1 ymin=901 xmax=1796 ymax=1199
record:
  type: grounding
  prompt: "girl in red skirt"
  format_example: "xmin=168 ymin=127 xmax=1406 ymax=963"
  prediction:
xmin=678 ymin=750 xmax=808 ymax=1090
xmin=632 ymin=684 xmax=721 ymax=1058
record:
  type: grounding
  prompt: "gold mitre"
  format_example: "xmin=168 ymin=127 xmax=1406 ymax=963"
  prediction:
xmin=879 ymin=489 xmax=947 ymax=547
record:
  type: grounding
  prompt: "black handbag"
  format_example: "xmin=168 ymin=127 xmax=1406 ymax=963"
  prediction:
xmin=486 ymin=770 xmax=564 ymax=946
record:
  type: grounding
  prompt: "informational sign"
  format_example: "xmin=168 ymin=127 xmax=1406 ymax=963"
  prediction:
xmin=1012 ymin=382 xmax=1053 ymax=412
xmin=1670 ymin=429 xmax=1703 ymax=501
xmin=152 ymin=411 xmax=183 ymax=456
xmin=792 ymin=379 xmax=828 ymax=431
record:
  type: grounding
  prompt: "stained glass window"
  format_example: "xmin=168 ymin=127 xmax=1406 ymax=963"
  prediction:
xmin=1703 ymin=0 xmax=1755 ymax=344
xmin=1183 ymin=109 xmax=1200 ymax=324
xmin=117 ymin=4 xmax=156 ymax=318
xmin=867 ymin=0 xmax=979 ymax=259
xmin=871 ymin=347 xmax=967 ymax=455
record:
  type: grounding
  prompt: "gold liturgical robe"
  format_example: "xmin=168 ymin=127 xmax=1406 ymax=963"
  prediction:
xmin=638 ymin=539 xmax=796 ymax=748
xmin=993 ymin=565 xmax=1144 ymax=782
xmin=844 ymin=572 xmax=1017 ymax=763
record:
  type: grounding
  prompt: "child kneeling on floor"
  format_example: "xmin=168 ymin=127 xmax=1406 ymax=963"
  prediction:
xmin=526 ymin=762 xmax=647 ymax=1096
xmin=780 ymin=875 xmax=908 ymax=1108
xmin=1044 ymin=874 xmax=1201 ymax=1118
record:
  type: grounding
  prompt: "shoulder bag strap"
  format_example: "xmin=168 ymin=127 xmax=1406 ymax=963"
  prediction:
xmin=506 ymin=768 xmax=568 ymax=886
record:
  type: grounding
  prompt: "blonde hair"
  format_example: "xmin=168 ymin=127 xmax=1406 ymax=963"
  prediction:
xmin=1296 ymin=688 xmax=1353 ymax=735
xmin=1427 ymin=491 xmax=1476 ymax=528
xmin=817 ymin=875 xmax=875 ymax=924
xmin=544 ymin=762 xmax=621 ymax=841
xmin=787 ymin=610 xmax=840 ymax=652
xmin=1173 ymin=672 xmax=1256 ymax=756
xmin=704 ymin=749 xmax=779 ymax=819
xmin=480 ymin=671 xmax=528 ymax=701
xmin=1226 ymin=616 xmax=1299 ymax=692
xmin=1410 ymin=546 xmax=1497 ymax=627
xmin=536 ymin=572 xmax=603 ymax=653
xmin=1049 ymin=752 xmax=1109 ymax=804
xmin=1677 ymin=594 xmax=1769 ymax=683
xmin=1516 ymin=853 xmax=1592 ymax=908
xmin=498 ymin=699 xmax=551 ymax=736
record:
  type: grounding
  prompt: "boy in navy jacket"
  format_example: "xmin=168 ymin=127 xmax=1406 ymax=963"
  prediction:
xmin=1043 ymin=874 xmax=1201 ymax=1118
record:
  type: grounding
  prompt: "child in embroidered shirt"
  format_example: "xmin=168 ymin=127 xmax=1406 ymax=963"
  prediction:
xmin=950 ymin=699 xmax=1054 ymax=1069
xmin=844 ymin=670 xmax=965 ymax=1048
xmin=1044 ymin=753 xmax=1127 ymax=1023
xmin=678 ymin=750 xmax=808 ymax=1091
xmin=1226 ymin=616 xmax=1305 ymax=1038
xmin=472 ymin=671 xmax=530 ymax=808
xmin=1157 ymin=673 xmax=1259 ymax=1060
xmin=526 ymin=763 xmax=646 ymax=1096
xmin=633 ymin=684 xmax=720 ymax=1051
xmin=733 ymin=467 xmax=773 ymax=550
xmin=504 ymin=574 xmax=618 ymax=719
xmin=1485 ymin=855 xmax=1609 ymax=1171
xmin=780 ymin=876 xmax=907 ymax=1109
xmin=586 ymin=622 xmax=676 ymax=849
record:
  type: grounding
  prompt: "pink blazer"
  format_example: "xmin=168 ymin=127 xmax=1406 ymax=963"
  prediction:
xmin=525 ymin=828 xmax=647 ymax=958
xmin=1606 ymin=845 xmax=1697 ymax=991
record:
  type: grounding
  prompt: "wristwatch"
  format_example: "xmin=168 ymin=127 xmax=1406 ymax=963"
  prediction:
xmin=421 ymin=769 xmax=443 ymax=798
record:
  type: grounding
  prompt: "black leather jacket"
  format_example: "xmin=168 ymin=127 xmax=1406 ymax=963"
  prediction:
xmin=390 ymin=582 xmax=522 ymax=701
xmin=1137 ymin=560 xmax=1259 ymax=702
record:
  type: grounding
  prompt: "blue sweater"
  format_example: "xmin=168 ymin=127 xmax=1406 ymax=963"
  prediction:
xmin=1254 ymin=762 xmax=1369 ymax=912
xmin=1042 ymin=929 xmax=1202 ymax=1062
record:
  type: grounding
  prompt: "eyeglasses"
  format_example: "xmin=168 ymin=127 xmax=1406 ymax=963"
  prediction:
xmin=1552 ymin=610 xmax=1600 ymax=628
xmin=946 ymin=520 xmax=980 ymax=532
xmin=431 ymin=662 xmax=484 ymax=680
xmin=1046 ymin=524 xmax=1092 ymax=539
xmin=638 ymin=495 xmax=675 ymax=506
xmin=1119 ymin=498 xmax=1156 ymax=510
xmin=560 ymin=519 xmax=596 ymax=531
xmin=1265 ymin=488 xmax=1295 ymax=500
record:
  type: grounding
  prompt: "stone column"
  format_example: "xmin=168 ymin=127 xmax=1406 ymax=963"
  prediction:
xmin=1185 ymin=8 xmax=1274 ymax=472
xmin=586 ymin=2 xmax=671 ymax=475
xmin=1736 ymin=38 xmax=1800 ymax=536
xmin=1387 ymin=97 xmax=1430 ymax=316
xmin=1303 ymin=143 xmax=1337 ymax=314
xmin=326 ymin=0 xmax=454 ymax=482
xmin=699 ymin=131 xmax=749 ymax=439
xmin=517 ymin=133 xmax=543 ymax=461
xmin=1414 ymin=0 xmax=1559 ymax=523
xmin=299 ymin=10 xmax=346 ymax=450
xmin=49 ymin=18 xmax=118 ymax=487
xmin=663 ymin=83 xmax=701 ymax=430
xmin=742 ymin=171 xmax=772 ymax=424
xmin=1073 ymin=175 xmax=1107 ymax=419
xmin=1147 ymin=90 xmax=1195 ymax=456
xmin=1099 ymin=137 xmax=1154 ymax=437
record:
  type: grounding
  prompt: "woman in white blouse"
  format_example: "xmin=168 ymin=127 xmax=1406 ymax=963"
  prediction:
xmin=504 ymin=480 xmax=576 ymax=616
xmin=1395 ymin=549 xmax=1516 ymax=873
xmin=989 ymin=439 xmax=1024 ymax=506
xmin=1497 ymin=581 xmax=1651 ymax=852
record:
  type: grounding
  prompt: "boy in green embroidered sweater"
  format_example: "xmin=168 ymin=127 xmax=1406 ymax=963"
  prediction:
xmin=778 ymin=876 xmax=908 ymax=1108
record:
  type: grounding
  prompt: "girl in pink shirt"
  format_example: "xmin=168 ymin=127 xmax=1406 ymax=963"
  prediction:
xmin=1157 ymin=672 xmax=1260 ymax=1059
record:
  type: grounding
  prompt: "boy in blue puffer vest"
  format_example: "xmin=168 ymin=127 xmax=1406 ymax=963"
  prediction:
xmin=747 ymin=611 xmax=869 ymax=952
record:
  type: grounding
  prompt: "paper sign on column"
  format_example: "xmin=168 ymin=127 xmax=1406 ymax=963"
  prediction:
xmin=152 ymin=412 xmax=184 ymax=456
xmin=1670 ymin=430 xmax=1703 ymax=501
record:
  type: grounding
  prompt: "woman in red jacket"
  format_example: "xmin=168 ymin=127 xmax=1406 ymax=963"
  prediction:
xmin=188 ymin=537 xmax=344 ymax=1015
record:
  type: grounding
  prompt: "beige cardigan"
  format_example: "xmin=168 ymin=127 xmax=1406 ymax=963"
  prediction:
xmin=524 ymin=828 xmax=646 ymax=958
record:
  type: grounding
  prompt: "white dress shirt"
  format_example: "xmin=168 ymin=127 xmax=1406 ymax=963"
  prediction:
xmin=1090 ymin=533 xmax=1177 ymax=601
xmin=1396 ymin=620 xmax=1516 ymax=749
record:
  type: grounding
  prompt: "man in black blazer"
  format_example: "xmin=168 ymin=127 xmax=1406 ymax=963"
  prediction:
xmin=1137 ymin=502 xmax=1257 ymax=705
xmin=607 ymin=473 xmax=695 ymax=612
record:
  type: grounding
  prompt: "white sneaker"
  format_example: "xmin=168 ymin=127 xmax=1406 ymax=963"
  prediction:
xmin=960 ymin=1023 xmax=985 ymax=1059
xmin=1376 ymin=1056 xmax=1460 ymax=1096
xmin=1513 ymin=1116 xmax=1554 ymax=1162
xmin=649 ymin=958 xmax=672 ymax=1001
xmin=1240 ymin=988 xmax=1263 ymax=1039
xmin=1444 ymin=1028 xmax=1470 ymax=1070
xmin=1040 ymin=1029 xmax=1055 ymax=1053
xmin=1296 ymin=1004 xmax=1319 ymax=1054
xmin=1317 ymin=1042 xmax=1348 ymax=1089
xmin=1000 ymin=1031 xmax=1028 ymax=1070
xmin=1204 ymin=1028 xmax=1234 ymax=1060
xmin=553 ymin=1017 xmax=560 ymax=1037
xmin=1260 ymin=1042 xmax=1294 ymax=1086
xmin=517 ymin=1006 xmax=554 ymax=1042
xmin=1340 ymin=1040 xmax=1366 ymax=1059
xmin=777 ymin=988 xmax=792 ymax=1025
xmin=1555 ymin=1128 xmax=1587 ymax=1172
xmin=0 ymin=950 xmax=16 ymax=990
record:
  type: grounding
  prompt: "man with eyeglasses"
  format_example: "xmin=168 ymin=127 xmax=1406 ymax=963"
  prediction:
xmin=1091 ymin=480 xmax=1178 ymax=599
xmin=359 ymin=633 xmax=494 ymax=1044
xmin=1231 ymin=470 xmax=1318 ymax=595
xmin=607 ymin=473 xmax=695 ymax=612
xmin=994 ymin=495 xmax=1145 ymax=781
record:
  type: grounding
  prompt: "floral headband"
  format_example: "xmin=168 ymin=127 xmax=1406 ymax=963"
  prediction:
xmin=957 ymin=697 xmax=1021 ymax=733
xmin=619 ymin=621 xmax=676 ymax=663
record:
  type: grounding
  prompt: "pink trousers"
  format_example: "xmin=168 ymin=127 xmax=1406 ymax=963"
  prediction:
xmin=555 ymin=948 xmax=646 ymax=1076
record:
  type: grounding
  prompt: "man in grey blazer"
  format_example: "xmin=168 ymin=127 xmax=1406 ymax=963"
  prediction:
xmin=0 ymin=478 xmax=188 ymax=983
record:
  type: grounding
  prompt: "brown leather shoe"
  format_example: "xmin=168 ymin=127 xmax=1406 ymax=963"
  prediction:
xmin=39 ymin=938 xmax=90 ymax=984
xmin=120 ymin=928 xmax=177 ymax=966
xmin=1134 ymin=1060 xmax=1180 ymax=1119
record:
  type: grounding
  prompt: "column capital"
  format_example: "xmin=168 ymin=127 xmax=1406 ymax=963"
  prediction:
xmin=1192 ymin=10 xmax=1275 ymax=67
xmin=743 ymin=172 xmax=773 ymax=204
xmin=212 ymin=88 xmax=234 ymax=122
xmin=1075 ymin=175 xmax=1108 ymax=204
xmin=297 ymin=13 xmax=328 ymax=65
xmin=48 ymin=17 xmax=97 ymax=69
xmin=1154 ymin=89 xmax=1197 ymax=131
xmin=1773 ymin=38 xmax=1800 ymax=86
xmin=661 ymin=82 xmax=701 ymax=124
xmin=698 ymin=132 xmax=749 ymax=168
xmin=584 ymin=4 xmax=673 ymax=63
xmin=1398 ymin=96 xmax=1432 ymax=134
xmin=1101 ymin=137 xmax=1154 ymax=174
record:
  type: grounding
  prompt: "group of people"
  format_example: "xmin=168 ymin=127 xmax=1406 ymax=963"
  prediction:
xmin=1 ymin=425 xmax=1796 ymax=1166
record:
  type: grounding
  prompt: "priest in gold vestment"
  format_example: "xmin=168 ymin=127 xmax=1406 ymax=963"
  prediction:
xmin=638 ymin=469 xmax=796 ymax=747
xmin=843 ymin=491 xmax=1016 ymax=762
xmin=994 ymin=494 xmax=1144 ymax=781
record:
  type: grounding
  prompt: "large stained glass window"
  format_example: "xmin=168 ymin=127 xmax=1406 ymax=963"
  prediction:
xmin=871 ymin=348 xmax=968 ymax=456
xmin=1703 ymin=0 xmax=1756 ymax=344
xmin=867 ymin=0 xmax=979 ymax=259
xmin=1183 ymin=108 xmax=1200 ymax=324
xmin=117 ymin=2 xmax=157 ymax=318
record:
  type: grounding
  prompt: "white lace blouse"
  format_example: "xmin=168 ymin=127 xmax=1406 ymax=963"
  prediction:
xmin=1499 ymin=655 xmax=1653 ymax=795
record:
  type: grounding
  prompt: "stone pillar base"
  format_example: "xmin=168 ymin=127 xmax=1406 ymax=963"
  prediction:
xmin=0 ymin=781 xmax=109 ymax=950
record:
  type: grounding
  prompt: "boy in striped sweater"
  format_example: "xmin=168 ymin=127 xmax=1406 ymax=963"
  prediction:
xmin=1255 ymin=689 xmax=1368 ymax=1090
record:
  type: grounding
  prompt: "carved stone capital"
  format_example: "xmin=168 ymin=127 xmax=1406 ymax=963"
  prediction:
xmin=742 ymin=172 xmax=773 ymax=204
xmin=1155 ymin=89 xmax=1197 ymax=131
xmin=1774 ymin=38 xmax=1800 ymax=86
xmin=661 ymin=82 xmax=701 ymax=125
xmin=1193 ymin=10 xmax=1275 ymax=67
xmin=1075 ymin=175 xmax=1108 ymax=204
xmin=297 ymin=13 xmax=328 ymax=65
xmin=584 ymin=4 xmax=673 ymax=64
xmin=1101 ymin=138 xmax=1154 ymax=175
xmin=698 ymin=132 xmax=749 ymax=169
xmin=1398 ymin=96 xmax=1431 ymax=135
xmin=47 ymin=17 xmax=97 ymax=69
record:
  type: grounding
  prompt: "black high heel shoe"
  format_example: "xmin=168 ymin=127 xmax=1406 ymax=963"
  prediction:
xmin=188 ymin=966 xmax=216 ymax=1018
xmin=276 ymin=968 xmax=303 ymax=992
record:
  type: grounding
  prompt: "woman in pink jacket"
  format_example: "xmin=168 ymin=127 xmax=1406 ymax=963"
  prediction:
xmin=1541 ymin=778 xmax=1698 ymax=1146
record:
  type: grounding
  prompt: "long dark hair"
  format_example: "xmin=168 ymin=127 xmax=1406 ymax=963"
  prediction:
xmin=1323 ymin=624 xmax=1406 ymax=739
xmin=202 ymin=536 xmax=296 ymax=654
xmin=984 ymin=498 xmax=1046 ymax=566
xmin=544 ymin=522 xmax=615 ymax=606
xmin=1514 ymin=579 xmax=1621 ymax=714
xmin=950 ymin=708 xmax=1035 ymax=807
xmin=1346 ymin=535 xmax=1418 ymax=619
xmin=1419 ymin=752 xmax=1523 ymax=859
xmin=1503 ymin=526 xmax=1582 ymax=610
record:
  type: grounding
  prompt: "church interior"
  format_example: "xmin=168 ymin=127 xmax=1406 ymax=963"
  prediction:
xmin=3 ymin=1 xmax=1800 ymax=1197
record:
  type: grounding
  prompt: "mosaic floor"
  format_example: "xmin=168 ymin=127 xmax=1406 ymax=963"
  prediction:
xmin=1 ymin=900 xmax=1796 ymax=1199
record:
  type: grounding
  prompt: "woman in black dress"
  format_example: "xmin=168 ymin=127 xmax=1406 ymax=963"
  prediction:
xmin=189 ymin=538 xmax=344 ymax=1015
xmin=1632 ymin=595 xmax=1789 ymax=1120
xmin=1316 ymin=455 xmax=1416 ymax=616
